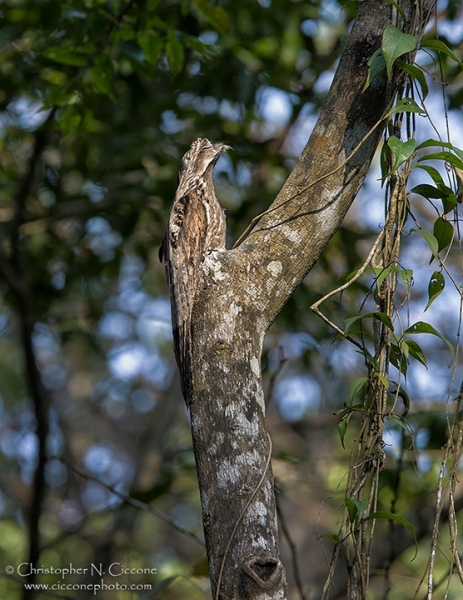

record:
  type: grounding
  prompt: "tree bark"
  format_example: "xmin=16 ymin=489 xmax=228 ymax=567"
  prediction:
xmin=187 ymin=1 xmax=436 ymax=598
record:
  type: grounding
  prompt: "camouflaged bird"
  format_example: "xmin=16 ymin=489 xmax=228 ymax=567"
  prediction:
xmin=159 ymin=138 xmax=231 ymax=399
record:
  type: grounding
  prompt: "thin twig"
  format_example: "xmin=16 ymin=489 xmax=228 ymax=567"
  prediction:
xmin=54 ymin=456 xmax=205 ymax=547
xmin=276 ymin=499 xmax=308 ymax=600
xmin=310 ymin=229 xmax=385 ymax=349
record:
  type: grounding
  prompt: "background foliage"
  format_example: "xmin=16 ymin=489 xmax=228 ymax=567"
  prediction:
xmin=0 ymin=0 xmax=462 ymax=598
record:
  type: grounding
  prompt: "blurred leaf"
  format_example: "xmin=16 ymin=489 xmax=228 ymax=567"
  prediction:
xmin=320 ymin=533 xmax=340 ymax=544
xmin=165 ymin=31 xmax=185 ymax=74
xmin=193 ymin=0 xmax=229 ymax=34
xmin=43 ymin=46 xmax=87 ymax=66
xmin=89 ymin=57 xmax=114 ymax=97
xmin=138 ymin=31 xmax=163 ymax=64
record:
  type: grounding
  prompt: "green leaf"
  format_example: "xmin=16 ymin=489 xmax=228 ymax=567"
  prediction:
xmin=43 ymin=47 xmax=87 ymax=67
xmin=380 ymin=140 xmax=393 ymax=182
xmin=382 ymin=25 xmax=417 ymax=79
xmin=421 ymin=38 xmax=463 ymax=68
xmin=372 ymin=265 xmax=394 ymax=291
xmin=411 ymin=183 xmax=447 ymax=199
xmin=396 ymin=61 xmax=428 ymax=99
xmin=320 ymin=533 xmax=340 ymax=544
xmin=390 ymin=341 xmax=408 ymax=376
xmin=416 ymin=139 xmax=463 ymax=158
xmin=88 ymin=57 xmax=114 ymax=96
xmin=345 ymin=498 xmax=368 ymax=525
xmin=398 ymin=268 xmax=413 ymax=294
xmin=138 ymin=32 xmax=163 ymax=64
xmin=361 ymin=511 xmax=417 ymax=557
xmin=345 ymin=312 xmax=394 ymax=333
xmin=386 ymin=97 xmax=425 ymax=117
xmin=338 ymin=412 xmax=352 ymax=449
xmin=387 ymin=136 xmax=416 ymax=173
xmin=418 ymin=151 xmax=463 ymax=171
xmin=410 ymin=228 xmax=438 ymax=258
xmin=349 ymin=377 xmax=368 ymax=407
xmin=390 ymin=382 xmax=410 ymax=414
xmin=193 ymin=0 xmax=229 ymax=34
xmin=403 ymin=339 xmax=427 ymax=367
xmin=345 ymin=497 xmax=358 ymax=523
xmin=165 ymin=32 xmax=184 ymax=74
xmin=363 ymin=48 xmax=386 ymax=91
xmin=416 ymin=164 xmax=444 ymax=186
xmin=433 ymin=217 xmax=454 ymax=253
xmin=404 ymin=321 xmax=454 ymax=357
xmin=425 ymin=271 xmax=445 ymax=311
xmin=386 ymin=0 xmax=407 ymax=24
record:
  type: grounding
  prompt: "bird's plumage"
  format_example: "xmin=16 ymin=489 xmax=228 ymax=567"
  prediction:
xmin=159 ymin=138 xmax=231 ymax=399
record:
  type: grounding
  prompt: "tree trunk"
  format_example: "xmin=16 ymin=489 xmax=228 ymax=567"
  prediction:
xmin=186 ymin=1 xmax=436 ymax=598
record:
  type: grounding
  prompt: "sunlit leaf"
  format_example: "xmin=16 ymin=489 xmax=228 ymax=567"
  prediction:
xmin=418 ymin=151 xmax=463 ymax=171
xmin=404 ymin=321 xmax=454 ymax=357
xmin=382 ymin=25 xmax=417 ymax=78
xmin=399 ymin=268 xmax=413 ymax=294
xmin=410 ymin=228 xmax=438 ymax=257
xmin=403 ymin=340 xmax=427 ymax=367
xmin=386 ymin=97 xmax=425 ymax=116
xmin=421 ymin=38 xmax=463 ymax=68
xmin=387 ymin=135 xmax=416 ymax=173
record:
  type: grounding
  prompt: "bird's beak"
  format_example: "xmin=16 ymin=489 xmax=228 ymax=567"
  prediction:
xmin=214 ymin=143 xmax=233 ymax=154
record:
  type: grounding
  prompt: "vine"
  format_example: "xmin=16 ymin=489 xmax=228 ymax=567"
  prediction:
xmin=314 ymin=17 xmax=463 ymax=599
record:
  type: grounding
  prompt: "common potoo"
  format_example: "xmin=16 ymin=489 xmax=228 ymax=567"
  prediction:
xmin=159 ymin=138 xmax=231 ymax=399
